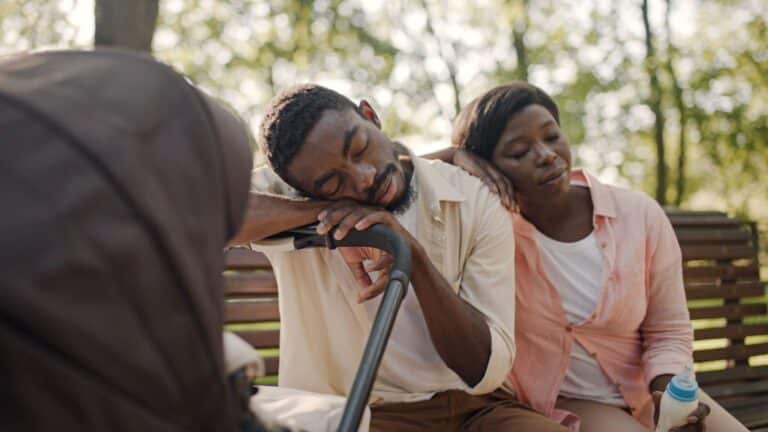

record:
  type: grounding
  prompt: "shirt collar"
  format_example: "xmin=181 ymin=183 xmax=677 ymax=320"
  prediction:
xmin=570 ymin=168 xmax=616 ymax=219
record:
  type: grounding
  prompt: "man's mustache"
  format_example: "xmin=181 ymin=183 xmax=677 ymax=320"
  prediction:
xmin=367 ymin=163 xmax=397 ymax=203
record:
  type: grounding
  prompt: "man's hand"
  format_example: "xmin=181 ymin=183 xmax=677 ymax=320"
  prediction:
xmin=337 ymin=246 xmax=393 ymax=303
xmin=652 ymin=391 xmax=711 ymax=431
xmin=316 ymin=200 xmax=414 ymax=245
xmin=317 ymin=200 xmax=410 ymax=302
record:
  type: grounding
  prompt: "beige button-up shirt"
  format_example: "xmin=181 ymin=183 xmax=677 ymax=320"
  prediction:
xmin=250 ymin=156 xmax=515 ymax=404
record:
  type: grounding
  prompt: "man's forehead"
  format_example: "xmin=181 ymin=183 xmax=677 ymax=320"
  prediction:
xmin=307 ymin=108 xmax=362 ymax=141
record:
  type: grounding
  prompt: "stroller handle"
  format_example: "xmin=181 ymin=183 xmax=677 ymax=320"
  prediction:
xmin=266 ymin=223 xmax=412 ymax=432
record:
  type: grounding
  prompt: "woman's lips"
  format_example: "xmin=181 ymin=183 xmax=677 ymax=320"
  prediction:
xmin=540 ymin=168 xmax=568 ymax=186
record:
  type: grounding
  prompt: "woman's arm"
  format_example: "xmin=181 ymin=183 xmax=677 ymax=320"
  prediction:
xmin=420 ymin=147 xmax=456 ymax=163
xmin=640 ymin=201 xmax=694 ymax=387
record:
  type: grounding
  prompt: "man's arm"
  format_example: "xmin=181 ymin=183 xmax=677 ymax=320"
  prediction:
xmin=227 ymin=192 xmax=328 ymax=246
xmin=409 ymin=239 xmax=492 ymax=387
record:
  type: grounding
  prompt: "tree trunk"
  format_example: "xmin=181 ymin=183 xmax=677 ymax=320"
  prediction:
xmin=419 ymin=0 xmax=462 ymax=116
xmin=94 ymin=0 xmax=159 ymax=52
xmin=665 ymin=0 xmax=688 ymax=207
xmin=512 ymin=0 xmax=529 ymax=82
xmin=641 ymin=0 xmax=668 ymax=205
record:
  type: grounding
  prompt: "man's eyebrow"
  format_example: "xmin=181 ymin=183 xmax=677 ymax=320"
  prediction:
xmin=342 ymin=125 xmax=359 ymax=159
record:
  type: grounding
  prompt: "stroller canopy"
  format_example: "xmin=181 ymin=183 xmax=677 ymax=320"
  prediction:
xmin=0 ymin=49 xmax=252 ymax=431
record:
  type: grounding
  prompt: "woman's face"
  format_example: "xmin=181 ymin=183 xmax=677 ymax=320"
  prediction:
xmin=490 ymin=104 xmax=571 ymax=200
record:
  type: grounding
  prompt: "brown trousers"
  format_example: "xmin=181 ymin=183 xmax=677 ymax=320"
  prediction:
xmin=370 ymin=390 xmax=568 ymax=432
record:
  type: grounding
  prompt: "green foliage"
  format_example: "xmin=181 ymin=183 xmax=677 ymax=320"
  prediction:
xmin=3 ymin=0 xmax=768 ymax=222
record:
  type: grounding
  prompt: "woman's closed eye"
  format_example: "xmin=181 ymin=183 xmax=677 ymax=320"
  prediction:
xmin=545 ymin=133 xmax=560 ymax=142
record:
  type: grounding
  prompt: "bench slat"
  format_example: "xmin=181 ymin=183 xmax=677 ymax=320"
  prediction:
xmin=685 ymin=282 xmax=765 ymax=300
xmin=667 ymin=215 xmax=743 ymax=227
xmin=695 ymin=324 xmax=768 ymax=340
xmin=225 ymin=301 xmax=280 ymax=323
xmin=264 ymin=356 xmax=279 ymax=376
xmin=693 ymin=343 xmax=768 ymax=362
xmin=683 ymin=263 xmax=760 ymax=282
xmin=225 ymin=249 xmax=271 ymax=270
xmin=689 ymin=303 xmax=767 ymax=320
xmin=233 ymin=329 xmax=280 ymax=349
xmin=702 ymin=378 xmax=768 ymax=399
xmin=681 ymin=245 xmax=757 ymax=261
xmin=697 ymin=366 xmax=768 ymax=385
xmin=674 ymin=228 xmax=752 ymax=244
xmin=225 ymin=273 xmax=278 ymax=296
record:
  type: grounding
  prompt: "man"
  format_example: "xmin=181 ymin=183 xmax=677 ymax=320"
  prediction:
xmin=231 ymin=84 xmax=566 ymax=431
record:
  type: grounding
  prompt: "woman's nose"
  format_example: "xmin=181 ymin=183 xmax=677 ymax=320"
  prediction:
xmin=535 ymin=143 xmax=557 ymax=166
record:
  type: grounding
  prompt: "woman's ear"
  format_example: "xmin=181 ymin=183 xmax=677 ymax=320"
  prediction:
xmin=358 ymin=100 xmax=382 ymax=129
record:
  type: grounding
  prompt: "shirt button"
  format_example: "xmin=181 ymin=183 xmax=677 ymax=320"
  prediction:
xmin=565 ymin=325 xmax=573 ymax=332
xmin=600 ymin=242 xmax=607 ymax=248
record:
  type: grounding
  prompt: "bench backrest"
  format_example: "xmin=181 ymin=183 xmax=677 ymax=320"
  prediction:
xmin=223 ymin=210 xmax=768 ymax=399
xmin=666 ymin=210 xmax=768 ymax=423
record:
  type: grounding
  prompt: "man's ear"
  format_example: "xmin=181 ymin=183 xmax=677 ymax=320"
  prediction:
xmin=358 ymin=100 xmax=382 ymax=129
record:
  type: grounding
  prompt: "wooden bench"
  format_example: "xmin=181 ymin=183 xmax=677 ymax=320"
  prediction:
xmin=224 ymin=210 xmax=768 ymax=429
xmin=666 ymin=209 xmax=768 ymax=431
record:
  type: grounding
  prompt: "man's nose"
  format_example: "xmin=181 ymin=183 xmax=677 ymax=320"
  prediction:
xmin=352 ymin=163 xmax=377 ymax=196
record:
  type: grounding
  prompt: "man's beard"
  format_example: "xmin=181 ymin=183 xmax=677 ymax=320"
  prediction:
xmin=377 ymin=160 xmax=416 ymax=215
xmin=386 ymin=172 xmax=416 ymax=215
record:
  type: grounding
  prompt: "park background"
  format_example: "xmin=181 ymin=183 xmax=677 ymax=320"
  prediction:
xmin=3 ymin=0 xmax=768 ymax=371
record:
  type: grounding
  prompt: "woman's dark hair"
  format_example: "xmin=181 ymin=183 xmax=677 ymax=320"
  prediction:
xmin=451 ymin=82 xmax=560 ymax=160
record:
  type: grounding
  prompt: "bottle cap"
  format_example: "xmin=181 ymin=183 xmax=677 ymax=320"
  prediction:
xmin=667 ymin=364 xmax=698 ymax=402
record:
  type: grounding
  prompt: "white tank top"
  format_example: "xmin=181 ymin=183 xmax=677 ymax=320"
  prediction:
xmin=534 ymin=229 xmax=626 ymax=407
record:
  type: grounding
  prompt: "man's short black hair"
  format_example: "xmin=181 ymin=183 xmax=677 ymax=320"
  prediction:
xmin=451 ymin=82 xmax=559 ymax=160
xmin=259 ymin=84 xmax=363 ymax=179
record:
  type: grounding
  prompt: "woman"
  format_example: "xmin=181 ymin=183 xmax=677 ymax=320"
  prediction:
xmin=0 ymin=50 xmax=253 ymax=431
xmin=429 ymin=82 xmax=747 ymax=431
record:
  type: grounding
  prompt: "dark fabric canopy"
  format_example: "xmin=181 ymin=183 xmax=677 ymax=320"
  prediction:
xmin=0 ymin=49 xmax=253 ymax=431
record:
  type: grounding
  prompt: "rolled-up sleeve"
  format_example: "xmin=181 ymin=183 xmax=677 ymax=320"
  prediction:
xmin=458 ymin=188 xmax=516 ymax=395
xmin=247 ymin=165 xmax=301 ymax=254
xmin=640 ymin=201 xmax=694 ymax=386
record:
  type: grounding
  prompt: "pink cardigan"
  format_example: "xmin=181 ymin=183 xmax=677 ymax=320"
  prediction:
xmin=508 ymin=170 xmax=693 ymax=430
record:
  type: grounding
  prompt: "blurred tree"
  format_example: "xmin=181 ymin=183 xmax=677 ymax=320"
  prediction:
xmin=511 ymin=0 xmax=529 ymax=82
xmin=94 ymin=0 xmax=158 ymax=52
xmin=664 ymin=0 xmax=688 ymax=207
xmin=641 ymin=0 xmax=668 ymax=205
xmin=1 ymin=0 xmax=79 ymax=53
xmin=3 ymin=0 xmax=767 ymax=221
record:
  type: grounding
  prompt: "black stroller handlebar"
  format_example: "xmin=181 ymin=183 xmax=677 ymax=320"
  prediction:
xmin=285 ymin=223 xmax=412 ymax=289
xmin=265 ymin=223 xmax=412 ymax=432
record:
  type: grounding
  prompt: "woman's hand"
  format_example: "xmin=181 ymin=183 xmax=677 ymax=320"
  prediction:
xmin=652 ymin=391 xmax=711 ymax=431
xmin=452 ymin=149 xmax=516 ymax=210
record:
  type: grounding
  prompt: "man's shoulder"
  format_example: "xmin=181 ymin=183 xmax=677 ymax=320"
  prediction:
xmin=413 ymin=157 xmax=505 ymax=223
